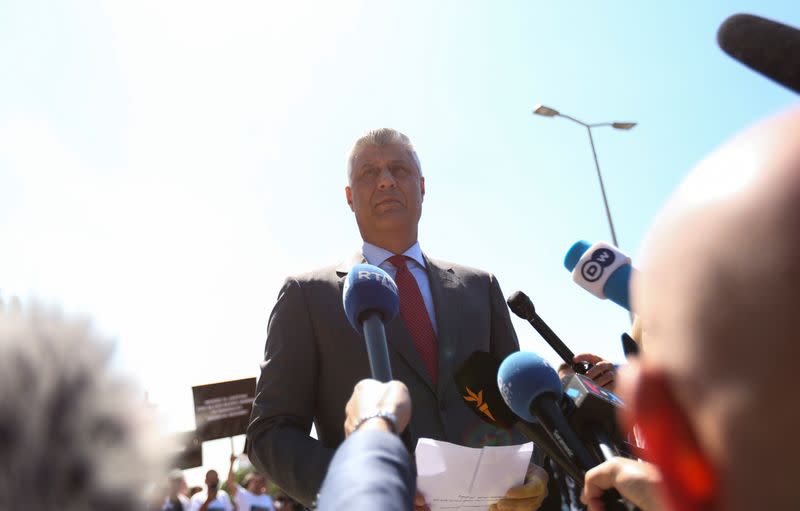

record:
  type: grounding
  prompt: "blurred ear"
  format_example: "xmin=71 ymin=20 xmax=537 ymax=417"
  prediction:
xmin=624 ymin=364 xmax=717 ymax=511
xmin=420 ymin=176 xmax=425 ymax=198
xmin=345 ymin=186 xmax=354 ymax=211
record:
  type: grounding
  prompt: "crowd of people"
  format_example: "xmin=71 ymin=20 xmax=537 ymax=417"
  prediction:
xmin=146 ymin=462 xmax=306 ymax=511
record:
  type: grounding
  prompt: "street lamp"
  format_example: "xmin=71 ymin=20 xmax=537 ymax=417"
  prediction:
xmin=532 ymin=104 xmax=636 ymax=247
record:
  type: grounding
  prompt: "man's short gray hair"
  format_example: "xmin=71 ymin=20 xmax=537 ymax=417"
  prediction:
xmin=0 ymin=298 xmax=165 ymax=511
xmin=347 ymin=128 xmax=422 ymax=182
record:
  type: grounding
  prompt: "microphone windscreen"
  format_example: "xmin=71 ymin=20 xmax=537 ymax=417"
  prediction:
xmin=453 ymin=351 xmax=521 ymax=428
xmin=342 ymin=264 xmax=400 ymax=334
xmin=506 ymin=290 xmax=535 ymax=321
xmin=497 ymin=351 xmax=562 ymax=423
xmin=565 ymin=240 xmax=632 ymax=310
xmin=564 ymin=240 xmax=591 ymax=272
xmin=718 ymin=13 xmax=800 ymax=94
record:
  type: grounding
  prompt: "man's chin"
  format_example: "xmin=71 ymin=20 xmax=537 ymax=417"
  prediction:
xmin=372 ymin=214 xmax=414 ymax=230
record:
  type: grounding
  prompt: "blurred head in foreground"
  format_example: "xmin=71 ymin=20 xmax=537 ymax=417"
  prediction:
xmin=625 ymin=107 xmax=800 ymax=511
xmin=0 ymin=298 xmax=165 ymax=511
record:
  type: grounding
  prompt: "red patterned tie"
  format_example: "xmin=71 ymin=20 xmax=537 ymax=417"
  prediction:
xmin=388 ymin=255 xmax=438 ymax=386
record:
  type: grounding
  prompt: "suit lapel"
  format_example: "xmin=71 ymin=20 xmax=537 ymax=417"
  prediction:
xmin=336 ymin=252 xmax=436 ymax=392
xmin=425 ymin=255 xmax=462 ymax=400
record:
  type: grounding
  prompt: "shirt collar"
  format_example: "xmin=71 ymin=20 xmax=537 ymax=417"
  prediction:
xmin=362 ymin=241 xmax=426 ymax=269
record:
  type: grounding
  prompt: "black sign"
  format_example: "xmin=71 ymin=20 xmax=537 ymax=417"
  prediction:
xmin=168 ymin=430 xmax=203 ymax=469
xmin=192 ymin=377 xmax=257 ymax=441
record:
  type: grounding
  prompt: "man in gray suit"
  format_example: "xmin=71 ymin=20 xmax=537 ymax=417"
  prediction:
xmin=246 ymin=129 xmax=548 ymax=510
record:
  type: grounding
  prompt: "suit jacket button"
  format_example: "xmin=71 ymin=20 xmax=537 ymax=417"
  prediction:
xmin=439 ymin=401 xmax=446 ymax=411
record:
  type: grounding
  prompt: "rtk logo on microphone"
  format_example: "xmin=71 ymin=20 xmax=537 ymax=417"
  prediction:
xmin=580 ymin=248 xmax=616 ymax=282
xmin=355 ymin=270 xmax=398 ymax=293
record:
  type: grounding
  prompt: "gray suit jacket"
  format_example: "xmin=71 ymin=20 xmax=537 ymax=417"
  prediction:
xmin=246 ymin=253 xmax=521 ymax=506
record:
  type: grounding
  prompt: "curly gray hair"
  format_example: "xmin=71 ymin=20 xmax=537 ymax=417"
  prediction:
xmin=0 ymin=298 xmax=165 ymax=511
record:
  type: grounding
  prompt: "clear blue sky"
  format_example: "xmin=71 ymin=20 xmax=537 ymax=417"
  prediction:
xmin=1 ymin=0 xmax=797 ymax=485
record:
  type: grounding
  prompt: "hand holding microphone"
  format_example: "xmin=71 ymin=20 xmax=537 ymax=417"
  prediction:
xmin=455 ymin=351 xmax=586 ymax=482
xmin=582 ymin=458 xmax=663 ymax=511
xmin=343 ymin=379 xmax=411 ymax=437
xmin=498 ymin=351 xmax=633 ymax=511
xmin=573 ymin=353 xmax=618 ymax=392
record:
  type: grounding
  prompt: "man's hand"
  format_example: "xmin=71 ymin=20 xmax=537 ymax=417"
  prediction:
xmin=343 ymin=379 xmax=411 ymax=437
xmin=489 ymin=464 xmax=548 ymax=511
xmin=414 ymin=490 xmax=431 ymax=511
xmin=581 ymin=457 xmax=664 ymax=511
xmin=573 ymin=353 xmax=618 ymax=392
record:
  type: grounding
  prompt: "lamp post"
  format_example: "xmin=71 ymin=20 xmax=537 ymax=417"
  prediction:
xmin=532 ymin=104 xmax=635 ymax=248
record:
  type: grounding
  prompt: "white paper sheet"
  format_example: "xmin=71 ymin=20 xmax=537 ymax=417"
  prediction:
xmin=415 ymin=438 xmax=533 ymax=510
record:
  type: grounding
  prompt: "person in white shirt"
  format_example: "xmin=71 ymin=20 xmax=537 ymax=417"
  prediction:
xmin=227 ymin=455 xmax=275 ymax=511
xmin=189 ymin=470 xmax=234 ymax=511
xmin=161 ymin=469 xmax=190 ymax=511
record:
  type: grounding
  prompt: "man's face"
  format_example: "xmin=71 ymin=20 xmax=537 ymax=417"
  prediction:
xmin=205 ymin=471 xmax=219 ymax=490
xmin=247 ymin=475 xmax=267 ymax=495
xmin=345 ymin=143 xmax=424 ymax=243
xmin=168 ymin=478 xmax=185 ymax=496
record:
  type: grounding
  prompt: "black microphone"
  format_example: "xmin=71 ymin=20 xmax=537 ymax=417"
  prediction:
xmin=507 ymin=291 xmax=589 ymax=375
xmin=718 ymin=13 xmax=800 ymax=94
xmin=621 ymin=333 xmax=639 ymax=358
xmin=499 ymin=351 xmax=633 ymax=511
xmin=562 ymin=373 xmax=631 ymax=463
xmin=342 ymin=264 xmax=400 ymax=382
xmin=453 ymin=351 xmax=584 ymax=482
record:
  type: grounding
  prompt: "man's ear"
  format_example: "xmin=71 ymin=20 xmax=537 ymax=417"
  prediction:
xmin=420 ymin=176 xmax=425 ymax=199
xmin=625 ymin=364 xmax=717 ymax=511
xmin=345 ymin=186 xmax=354 ymax=211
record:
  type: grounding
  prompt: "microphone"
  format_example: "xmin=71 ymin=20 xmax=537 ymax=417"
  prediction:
xmin=718 ymin=13 xmax=800 ymax=94
xmin=497 ymin=352 xmax=596 ymax=469
xmin=621 ymin=333 xmax=639 ymax=358
xmin=498 ymin=351 xmax=633 ymax=511
xmin=342 ymin=264 xmax=400 ymax=382
xmin=453 ymin=351 xmax=584 ymax=482
xmin=564 ymin=240 xmax=633 ymax=311
xmin=506 ymin=291 xmax=589 ymax=374
xmin=562 ymin=373 xmax=629 ymax=462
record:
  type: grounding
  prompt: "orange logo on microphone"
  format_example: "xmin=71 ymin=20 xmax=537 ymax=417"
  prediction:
xmin=462 ymin=387 xmax=496 ymax=422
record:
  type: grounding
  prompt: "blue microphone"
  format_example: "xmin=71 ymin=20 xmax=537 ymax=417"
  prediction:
xmin=497 ymin=351 xmax=562 ymax=423
xmin=498 ymin=351 xmax=597 ymax=471
xmin=498 ymin=351 xmax=631 ymax=511
xmin=564 ymin=240 xmax=633 ymax=311
xmin=342 ymin=264 xmax=400 ymax=382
